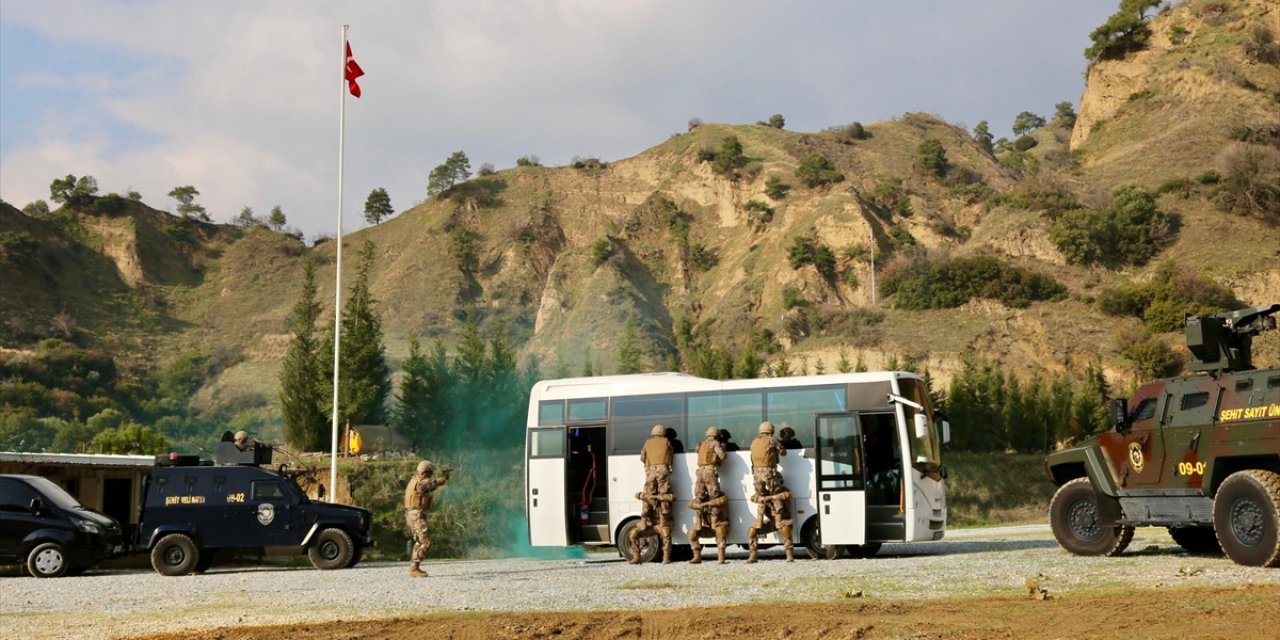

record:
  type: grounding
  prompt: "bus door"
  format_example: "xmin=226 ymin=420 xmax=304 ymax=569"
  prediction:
xmin=527 ymin=427 xmax=568 ymax=546
xmin=813 ymin=413 xmax=867 ymax=546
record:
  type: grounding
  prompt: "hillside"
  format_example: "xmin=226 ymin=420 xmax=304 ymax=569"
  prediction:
xmin=2 ymin=0 xmax=1278 ymax=443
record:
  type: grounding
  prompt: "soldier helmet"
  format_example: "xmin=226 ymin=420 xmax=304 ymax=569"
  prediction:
xmin=758 ymin=421 xmax=774 ymax=435
xmin=705 ymin=426 xmax=720 ymax=438
xmin=650 ymin=425 xmax=666 ymax=437
xmin=417 ymin=460 xmax=434 ymax=475
xmin=233 ymin=430 xmax=248 ymax=443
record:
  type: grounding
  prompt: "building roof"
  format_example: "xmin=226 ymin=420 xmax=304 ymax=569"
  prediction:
xmin=0 ymin=451 xmax=156 ymax=467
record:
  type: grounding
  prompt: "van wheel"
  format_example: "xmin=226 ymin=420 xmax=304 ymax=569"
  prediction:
xmin=800 ymin=517 xmax=843 ymax=560
xmin=1168 ymin=526 xmax=1222 ymax=555
xmin=27 ymin=542 xmax=69 ymax=578
xmin=309 ymin=528 xmax=354 ymax=570
xmin=1213 ymin=470 xmax=1280 ymax=567
xmin=1049 ymin=477 xmax=1134 ymax=557
xmin=617 ymin=519 xmax=659 ymax=564
xmin=151 ymin=534 xmax=200 ymax=576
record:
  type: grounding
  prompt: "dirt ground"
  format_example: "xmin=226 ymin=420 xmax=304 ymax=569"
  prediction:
xmin=132 ymin=584 xmax=1280 ymax=640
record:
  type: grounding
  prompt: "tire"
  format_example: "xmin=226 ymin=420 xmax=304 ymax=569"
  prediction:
xmin=1212 ymin=470 xmax=1280 ymax=568
xmin=1049 ymin=477 xmax=1134 ymax=557
xmin=308 ymin=528 xmax=354 ymax=570
xmin=845 ymin=542 xmax=883 ymax=559
xmin=26 ymin=542 xmax=69 ymax=578
xmin=345 ymin=544 xmax=363 ymax=568
xmin=1168 ymin=526 xmax=1222 ymax=556
xmin=617 ymin=519 xmax=659 ymax=564
xmin=800 ymin=517 xmax=843 ymax=560
xmin=194 ymin=552 xmax=216 ymax=573
xmin=150 ymin=533 xmax=200 ymax=577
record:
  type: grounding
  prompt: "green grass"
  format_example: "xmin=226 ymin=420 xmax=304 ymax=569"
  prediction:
xmin=943 ymin=452 xmax=1054 ymax=527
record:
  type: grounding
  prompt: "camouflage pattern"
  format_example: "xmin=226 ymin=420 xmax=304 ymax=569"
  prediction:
xmin=641 ymin=433 xmax=674 ymax=496
xmin=627 ymin=491 xmax=673 ymax=564
xmin=746 ymin=487 xmax=794 ymax=563
xmin=405 ymin=465 xmax=450 ymax=570
xmin=687 ymin=493 xmax=729 ymax=564
xmin=1046 ymin=304 xmax=1280 ymax=567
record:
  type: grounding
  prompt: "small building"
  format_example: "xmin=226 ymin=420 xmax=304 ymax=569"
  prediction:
xmin=0 ymin=451 xmax=153 ymax=541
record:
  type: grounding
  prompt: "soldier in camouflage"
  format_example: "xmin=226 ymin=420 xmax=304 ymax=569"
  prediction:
xmin=404 ymin=460 xmax=451 ymax=577
xmin=748 ymin=421 xmax=794 ymax=562
xmin=688 ymin=426 xmax=729 ymax=564
xmin=631 ymin=425 xmax=675 ymax=564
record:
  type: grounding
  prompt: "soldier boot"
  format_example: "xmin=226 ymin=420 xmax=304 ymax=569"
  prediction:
xmin=746 ymin=527 xmax=759 ymax=564
xmin=717 ymin=541 xmax=726 ymax=564
xmin=409 ymin=562 xmax=427 ymax=577
xmin=689 ymin=539 xmax=702 ymax=564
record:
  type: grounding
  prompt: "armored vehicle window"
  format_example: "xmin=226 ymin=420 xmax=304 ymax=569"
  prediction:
xmin=251 ymin=480 xmax=286 ymax=501
xmin=1131 ymin=398 xmax=1157 ymax=422
xmin=1235 ymin=379 xmax=1253 ymax=392
xmin=1269 ymin=376 xmax=1280 ymax=389
xmin=1180 ymin=392 xmax=1209 ymax=410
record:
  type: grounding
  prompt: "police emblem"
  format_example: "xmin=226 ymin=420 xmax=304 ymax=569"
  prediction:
xmin=1128 ymin=442 xmax=1145 ymax=473
xmin=256 ymin=503 xmax=275 ymax=526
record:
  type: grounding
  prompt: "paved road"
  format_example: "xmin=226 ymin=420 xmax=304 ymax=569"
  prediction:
xmin=2 ymin=525 xmax=1277 ymax=640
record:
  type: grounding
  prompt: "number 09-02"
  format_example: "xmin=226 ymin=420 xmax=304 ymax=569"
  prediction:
xmin=1177 ymin=461 xmax=1206 ymax=476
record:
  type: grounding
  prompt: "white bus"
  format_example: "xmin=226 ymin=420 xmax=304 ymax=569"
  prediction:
xmin=525 ymin=371 xmax=950 ymax=561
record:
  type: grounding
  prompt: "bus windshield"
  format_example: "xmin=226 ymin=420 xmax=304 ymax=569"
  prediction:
xmin=898 ymin=378 xmax=941 ymax=467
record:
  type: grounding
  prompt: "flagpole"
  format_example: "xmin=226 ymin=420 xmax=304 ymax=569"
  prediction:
xmin=330 ymin=24 xmax=348 ymax=503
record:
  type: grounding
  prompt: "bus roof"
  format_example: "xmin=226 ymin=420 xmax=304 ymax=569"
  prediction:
xmin=529 ymin=370 xmax=920 ymax=400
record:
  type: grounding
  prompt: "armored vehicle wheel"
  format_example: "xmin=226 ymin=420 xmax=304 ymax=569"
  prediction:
xmin=27 ymin=542 xmax=69 ymax=578
xmin=800 ymin=517 xmax=843 ymax=560
xmin=1212 ymin=470 xmax=1280 ymax=567
xmin=617 ymin=519 xmax=659 ymax=564
xmin=845 ymin=542 xmax=883 ymax=559
xmin=309 ymin=528 xmax=354 ymax=570
xmin=1049 ymin=477 xmax=1134 ymax=557
xmin=194 ymin=551 xmax=216 ymax=573
xmin=151 ymin=533 xmax=200 ymax=576
xmin=1168 ymin=526 xmax=1222 ymax=555
xmin=345 ymin=544 xmax=363 ymax=568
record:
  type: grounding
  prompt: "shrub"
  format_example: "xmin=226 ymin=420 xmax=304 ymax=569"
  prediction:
xmin=701 ymin=136 xmax=747 ymax=177
xmin=744 ymin=199 xmax=774 ymax=230
xmin=1213 ymin=143 xmax=1280 ymax=224
xmin=1049 ymin=184 xmax=1174 ymax=267
xmin=690 ymin=243 xmax=717 ymax=271
xmin=782 ymin=286 xmax=808 ymax=310
xmin=767 ymin=114 xmax=785 ymax=129
xmin=0 ymin=231 xmax=39 ymax=263
xmin=814 ymin=244 xmax=837 ymax=282
xmin=515 ymin=155 xmax=541 ymax=167
xmin=794 ymin=154 xmax=844 ymax=188
xmin=1244 ymin=25 xmax=1280 ymax=64
xmin=1097 ymin=262 xmax=1242 ymax=332
xmin=879 ymin=254 xmax=1065 ymax=310
xmin=995 ymin=183 xmax=1081 ymax=218
xmin=764 ymin=175 xmax=790 ymax=200
xmin=887 ymin=226 xmax=916 ymax=251
xmin=1116 ymin=330 xmax=1183 ymax=378
xmin=915 ymin=139 xmax=948 ymax=179
xmin=1012 ymin=136 xmax=1038 ymax=152
xmin=787 ymin=236 xmax=816 ymax=269
xmin=590 ymin=237 xmax=613 ymax=265
xmin=450 ymin=228 xmax=480 ymax=272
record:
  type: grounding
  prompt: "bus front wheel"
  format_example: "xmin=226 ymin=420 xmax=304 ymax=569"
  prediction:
xmin=617 ymin=519 xmax=660 ymax=564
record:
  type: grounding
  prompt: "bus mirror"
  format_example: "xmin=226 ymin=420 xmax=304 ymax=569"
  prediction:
xmin=941 ymin=420 xmax=951 ymax=444
xmin=914 ymin=414 xmax=928 ymax=439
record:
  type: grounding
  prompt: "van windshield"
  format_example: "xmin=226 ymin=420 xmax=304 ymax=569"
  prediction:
xmin=26 ymin=476 xmax=85 ymax=511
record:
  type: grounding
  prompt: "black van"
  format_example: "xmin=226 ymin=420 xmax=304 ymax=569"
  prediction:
xmin=0 ymin=474 xmax=125 ymax=577
xmin=136 ymin=444 xmax=373 ymax=576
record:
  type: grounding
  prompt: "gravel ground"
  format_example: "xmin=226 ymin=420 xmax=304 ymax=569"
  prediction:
xmin=3 ymin=525 xmax=1278 ymax=640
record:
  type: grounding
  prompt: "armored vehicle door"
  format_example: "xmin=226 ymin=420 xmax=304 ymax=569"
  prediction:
xmin=237 ymin=478 xmax=302 ymax=546
xmin=527 ymin=427 xmax=568 ymax=546
xmin=1119 ymin=392 xmax=1168 ymax=487
xmin=813 ymin=413 xmax=867 ymax=546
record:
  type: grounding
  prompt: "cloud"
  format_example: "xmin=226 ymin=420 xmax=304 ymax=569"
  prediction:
xmin=0 ymin=0 xmax=1117 ymax=235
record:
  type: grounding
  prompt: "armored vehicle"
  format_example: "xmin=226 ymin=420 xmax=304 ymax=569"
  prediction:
xmin=136 ymin=436 xmax=373 ymax=576
xmin=1045 ymin=304 xmax=1280 ymax=567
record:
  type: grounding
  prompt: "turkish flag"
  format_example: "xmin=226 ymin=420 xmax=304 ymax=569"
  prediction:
xmin=345 ymin=42 xmax=364 ymax=98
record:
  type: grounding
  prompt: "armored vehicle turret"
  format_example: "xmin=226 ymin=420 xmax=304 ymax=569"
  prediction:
xmin=1044 ymin=304 xmax=1280 ymax=567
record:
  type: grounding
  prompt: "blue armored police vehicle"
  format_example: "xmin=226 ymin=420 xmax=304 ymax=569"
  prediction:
xmin=136 ymin=433 xmax=373 ymax=576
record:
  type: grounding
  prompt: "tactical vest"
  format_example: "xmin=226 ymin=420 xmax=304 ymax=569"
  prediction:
xmin=750 ymin=435 xmax=779 ymax=468
xmin=697 ymin=440 xmax=723 ymax=467
xmin=643 ymin=436 xmax=673 ymax=467
xmin=404 ymin=477 xmax=435 ymax=510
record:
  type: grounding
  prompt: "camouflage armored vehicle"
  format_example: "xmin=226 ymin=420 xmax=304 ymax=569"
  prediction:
xmin=1045 ymin=304 xmax=1280 ymax=567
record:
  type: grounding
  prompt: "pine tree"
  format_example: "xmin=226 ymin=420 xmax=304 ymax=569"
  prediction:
xmin=836 ymin=349 xmax=853 ymax=373
xmin=323 ymin=239 xmax=391 ymax=427
xmin=616 ymin=318 xmax=644 ymax=374
xmin=280 ymin=257 xmax=328 ymax=450
xmin=394 ymin=335 xmax=438 ymax=451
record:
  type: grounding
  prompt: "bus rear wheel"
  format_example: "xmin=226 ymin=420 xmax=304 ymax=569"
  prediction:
xmin=617 ymin=519 xmax=659 ymax=564
xmin=800 ymin=517 xmax=843 ymax=560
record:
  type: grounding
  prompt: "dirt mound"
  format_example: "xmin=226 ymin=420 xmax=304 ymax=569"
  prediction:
xmin=131 ymin=584 xmax=1280 ymax=640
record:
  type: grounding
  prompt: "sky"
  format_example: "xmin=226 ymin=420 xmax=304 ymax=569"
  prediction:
xmin=0 ymin=0 xmax=1118 ymax=239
